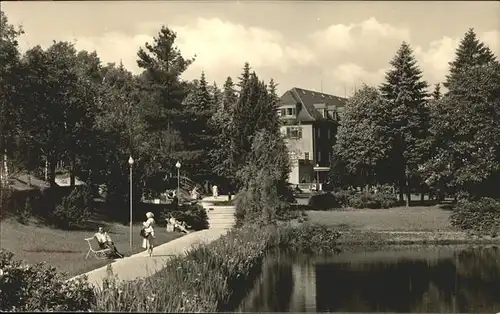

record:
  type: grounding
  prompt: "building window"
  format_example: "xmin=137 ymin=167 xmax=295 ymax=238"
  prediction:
xmin=286 ymin=107 xmax=296 ymax=116
xmin=280 ymin=109 xmax=286 ymax=116
xmin=286 ymin=126 xmax=302 ymax=139
xmin=317 ymin=151 xmax=321 ymax=162
xmin=304 ymin=152 xmax=309 ymax=160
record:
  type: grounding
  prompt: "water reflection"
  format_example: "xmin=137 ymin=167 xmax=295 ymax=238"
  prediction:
xmin=237 ymin=246 xmax=500 ymax=313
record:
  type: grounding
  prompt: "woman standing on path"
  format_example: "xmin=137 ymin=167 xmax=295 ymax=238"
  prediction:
xmin=142 ymin=212 xmax=155 ymax=257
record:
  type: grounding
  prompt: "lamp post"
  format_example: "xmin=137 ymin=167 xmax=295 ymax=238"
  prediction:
xmin=175 ymin=161 xmax=181 ymax=203
xmin=128 ymin=156 xmax=134 ymax=251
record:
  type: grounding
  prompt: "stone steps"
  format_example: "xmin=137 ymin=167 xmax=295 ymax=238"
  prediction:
xmin=206 ymin=210 xmax=235 ymax=229
xmin=207 ymin=212 xmax=235 ymax=217
xmin=199 ymin=196 xmax=236 ymax=230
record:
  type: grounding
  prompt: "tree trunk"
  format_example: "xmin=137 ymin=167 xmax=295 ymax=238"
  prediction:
xmin=405 ymin=189 xmax=411 ymax=207
xmin=3 ymin=151 xmax=8 ymax=184
xmin=0 ymin=154 xmax=3 ymax=187
xmin=420 ymin=192 xmax=425 ymax=203
xmin=405 ymin=174 xmax=411 ymax=207
xmin=27 ymin=170 xmax=32 ymax=187
xmin=70 ymin=153 xmax=76 ymax=187
xmin=49 ymin=158 xmax=57 ymax=186
xmin=398 ymin=181 xmax=404 ymax=202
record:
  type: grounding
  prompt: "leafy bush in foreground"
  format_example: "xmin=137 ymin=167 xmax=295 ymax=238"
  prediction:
xmin=94 ymin=223 xmax=341 ymax=312
xmin=450 ymin=198 xmax=500 ymax=236
xmin=0 ymin=249 xmax=95 ymax=311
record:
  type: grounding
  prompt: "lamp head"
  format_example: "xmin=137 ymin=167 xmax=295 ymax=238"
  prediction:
xmin=175 ymin=161 xmax=181 ymax=169
xmin=128 ymin=156 xmax=134 ymax=165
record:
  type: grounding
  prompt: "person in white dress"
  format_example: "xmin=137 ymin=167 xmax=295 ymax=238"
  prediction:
xmin=190 ymin=186 xmax=200 ymax=200
xmin=212 ymin=184 xmax=218 ymax=199
xmin=142 ymin=212 xmax=155 ymax=256
xmin=165 ymin=215 xmax=175 ymax=232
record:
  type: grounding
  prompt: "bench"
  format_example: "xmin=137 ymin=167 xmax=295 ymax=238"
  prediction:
xmin=84 ymin=237 xmax=112 ymax=259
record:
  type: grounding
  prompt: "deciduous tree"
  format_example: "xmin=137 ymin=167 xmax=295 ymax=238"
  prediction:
xmin=0 ymin=10 xmax=24 ymax=183
xmin=333 ymin=85 xmax=393 ymax=188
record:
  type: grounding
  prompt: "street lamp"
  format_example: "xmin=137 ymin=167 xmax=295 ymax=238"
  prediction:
xmin=128 ymin=156 xmax=134 ymax=251
xmin=175 ymin=161 xmax=181 ymax=203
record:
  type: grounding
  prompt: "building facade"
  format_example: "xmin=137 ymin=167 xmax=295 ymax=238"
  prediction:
xmin=278 ymin=87 xmax=346 ymax=187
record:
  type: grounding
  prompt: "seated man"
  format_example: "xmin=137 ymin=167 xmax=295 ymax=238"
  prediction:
xmin=94 ymin=227 xmax=124 ymax=259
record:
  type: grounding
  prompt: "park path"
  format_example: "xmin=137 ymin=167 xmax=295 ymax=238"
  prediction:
xmin=68 ymin=195 xmax=235 ymax=290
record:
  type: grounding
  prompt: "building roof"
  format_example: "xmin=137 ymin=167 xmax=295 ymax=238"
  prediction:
xmin=278 ymin=87 xmax=347 ymax=122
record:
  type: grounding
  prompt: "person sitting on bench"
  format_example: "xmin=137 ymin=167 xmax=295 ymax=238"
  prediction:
xmin=94 ymin=227 xmax=124 ymax=259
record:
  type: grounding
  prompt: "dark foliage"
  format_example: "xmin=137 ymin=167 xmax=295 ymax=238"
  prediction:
xmin=450 ymin=198 xmax=500 ymax=236
xmin=166 ymin=203 xmax=209 ymax=231
xmin=51 ymin=186 xmax=92 ymax=229
xmin=0 ymin=249 xmax=95 ymax=311
xmin=308 ymin=192 xmax=343 ymax=210
xmin=347 ymin=191 xmax=398 ymax=209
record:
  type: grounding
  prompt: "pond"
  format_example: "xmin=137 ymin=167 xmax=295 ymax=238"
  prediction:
xmin=237 ymin=245 xmax=500 ymax=313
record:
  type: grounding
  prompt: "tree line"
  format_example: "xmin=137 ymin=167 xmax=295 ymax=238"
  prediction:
xmin=0 ymin=10 xmax=286 ymax=208
xmin=331 ymin=29 xmax=500 ymax=204
xmin=3 ymin=9 xmax=497 ymax=209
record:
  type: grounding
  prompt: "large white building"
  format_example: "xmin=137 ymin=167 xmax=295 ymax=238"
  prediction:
xmin=278 ymin=87 xmax=346 ymax=187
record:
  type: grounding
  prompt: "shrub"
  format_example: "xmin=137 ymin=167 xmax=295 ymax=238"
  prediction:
xmin=374 ymin=191 xmax=398 ymax=208
xmin=51 ymin=186 xmax=91 ymax=229
xmin=347 ymin=191 xmax=397 ymax=209
xmin=308 ymin=192 xmax=342 ymax=210
xmin=0 ymin=186 xmax=13 ymax=215
xmin=168 ymin=203 xmax=209 ymax=231
xmin=235 ymin=175 xmax=291 ymax=226
xmin=94 ymin=223 xmax=341 ymax=312
xmin=0 ymin=249 xmax=95 ymax=311
xmin=348 ymin=192 xmax=380 ymax=209
xmin=235 ymin=130 xmax=293 ymax=226
xmin=450 ymin=197 xmax=500 ymax=236
xmin=279 ymin=205 xmax=308 ymax=222
xmin=16 ymin=196 xmax=33 ymax=224
xmin=332 ymin=189 xmax=357 ymax=207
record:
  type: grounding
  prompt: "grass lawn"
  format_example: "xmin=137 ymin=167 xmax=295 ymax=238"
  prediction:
xmin=307 ymin=205 xmax=457 ymax=232
xmin=0 ymin=217 xmax=184 ymax=279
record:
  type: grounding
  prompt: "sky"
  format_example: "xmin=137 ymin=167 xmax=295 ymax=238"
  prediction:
xmin=3 ymin=1 xmax=499 ymax=97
